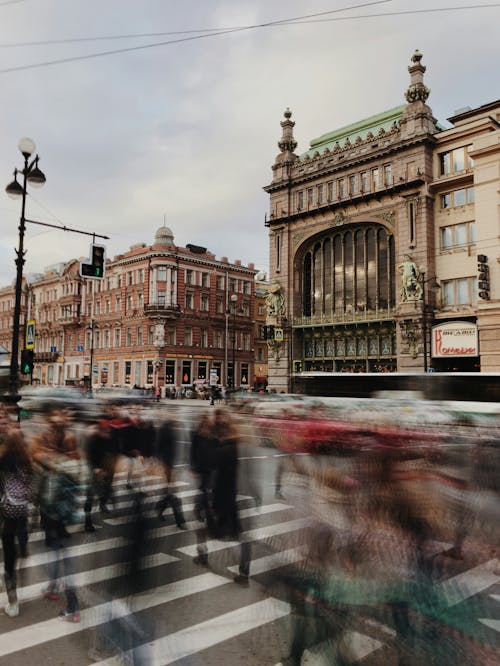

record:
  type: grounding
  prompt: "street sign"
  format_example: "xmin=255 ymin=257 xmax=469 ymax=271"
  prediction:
xmin=274 ymin=327 xmax=284 ymax=342
xmin=92 ymin=364 xmax=98 ymax=374
xmin=76 ymin=344 xmax=84 ymax=352
xmin=50 ymin=346 xmax=57 ymax=353
xmin=25 ymin=320 xmax=35 ymax=350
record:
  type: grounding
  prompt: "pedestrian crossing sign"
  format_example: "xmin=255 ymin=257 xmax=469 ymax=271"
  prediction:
xmin=25 ymin=320 xmax=35 ymax=350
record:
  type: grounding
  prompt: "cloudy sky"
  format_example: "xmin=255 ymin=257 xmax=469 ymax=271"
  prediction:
xmin=0 ymin=0 xmax=498 ymax=286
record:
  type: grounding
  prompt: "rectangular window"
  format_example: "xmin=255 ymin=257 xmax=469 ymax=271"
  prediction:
xmin=212 ymin=361 xmax=221 ymax=385
xmin=113 ymin=361 xmax=119 ymax=385
xmin=181 ymin=361 xmax=191 ymax=385
xmin=349 ymin=174 xmax=357 ymax=195
xmin=200 ymin=328 xmax=208 ymax=347
xmin=338 ymin=179 xmax=345 ymax=198
xmin=167 ymin=326 xmax=176 ymax=345
xmin=185 ymin=270 xmax=193 ymax=285
xmin=372 ymin=168 xmax=379 ymax=189
xmin=114 ymin=328 xmax=120 ymax=348
xmin=317 ymin=184 xmax=324 ymax=204
xmin=200 ymin=294 xmax=209 ymax=311
xmin=384 ymin=164 xmax=392 ymax=186
xmin=240 ymin=363 xmax=249 ymax=386
xmin=216 ymin=298 xmax=224 ymax=314
xmin=137 ymin=326 xmax=143 ymax=346
xmin=126 ymin=328 xmax=132 ymax=346
xmin=439 ymin=146 xmax=472 ymax=176
xmin=115 ymin=296 xmax=121 ymax=313
xmin=214 ymin=329 xmax=223 ymax=348
xmin=126 ymin=295 xmax=133 ymax=311
xmin=157 ymin=290 xmax=165 ymax=306
xmin=361 ymin=172 xmax=368 ymax=192
xmin=125 ymin=361 xmax=131 ymax=385
xmin=216 ymin=276 xmax=224 ymax=290
xmin=134 ymin=360 xmax=142 ymax=386
xmin=197 ymin=361 xmax=207 ymax=380
xmin=440 ymin=221 xmax=475 ymax=249
xmin=201 ymin=272 xmax=209 ymax=288
xmin=148 ymin=325 xmax=154 ymax=345
xmin=184 ymin=327 xmax=192 ymax=346
xmin=157 ymin=266 xmax=167 ymax=281
xmin=442 ymin=277 xmax=477 ymax=306
xmin=298 ymin=190 xmax=304 ymax=210
xmin=137 ymin=292 xmax=143 ymax=308
xmin=185 ymin=292 xmax=194 ymax=309
xmin=165 ymin=360 xmax=175 ymax=384
xmin=307 ymin=188 xmax=314 ymax=207
xmin=454 ymin=188 xmax=467 ymax=206
xmin=441 ymin=193 xmax=451 ymax=209
xmin=327 ymin=181 xmax=334 ymax=201
xmin=242 ymin=281 xmax=251 ymax=295
xmin=103 ymin=329 xmax=110 ymax=348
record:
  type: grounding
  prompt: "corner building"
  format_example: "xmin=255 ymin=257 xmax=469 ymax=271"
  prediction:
xmin=264 ymin=51 xmax=500 ymax=390
xmin=0 ymin=226 xmax=256 ymax=390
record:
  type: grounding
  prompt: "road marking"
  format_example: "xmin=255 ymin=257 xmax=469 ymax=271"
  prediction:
xmin=177 ymin=518 xmax=306 ymax=557
xmin=479 ymin=594 xmax=500 ymax=634
xmin=0 ymin=572 xmax=230 ymax=658
xmin=437 ymin=559 xmax=500 ymax=607
xmin=18 ymin=552 xmax=177 ymax=603
xmin=227 ymin=546 xmax=303 ymax=575
xmin=94 ymin=598 xmax=291 ymax=666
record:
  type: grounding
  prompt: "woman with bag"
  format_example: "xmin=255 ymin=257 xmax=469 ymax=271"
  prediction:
xmin=0 ymin=424 xmax=33 ymax=618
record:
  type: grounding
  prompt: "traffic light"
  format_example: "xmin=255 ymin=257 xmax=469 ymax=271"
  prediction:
xmin=80 ymin=244 xmax=106 ymax=279
xmin=293 ymin=360 xmax=302 ymax=373
xmin=20 ymin=349 xmax=34 ymax=375
xmin=268 ymin=325 xmax=275 ymax=340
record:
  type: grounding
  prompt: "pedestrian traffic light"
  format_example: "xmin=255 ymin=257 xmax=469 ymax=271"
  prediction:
xmin=293 ymin=360 xmax=302 ymax=373
xmin=80 ymin=243 xmax=106 ymax=279
xmin=20 ymin=349 xmax=34 ymax=375
xmin=268 ymin=325 xmax=275 ymax=340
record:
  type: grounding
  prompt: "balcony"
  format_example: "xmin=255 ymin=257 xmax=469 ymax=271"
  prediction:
xmin=34 ymin=351 xmax=58 ymax=363
xmin=144 ymin=303 xmax=181 ymax=319
xmin=293 ymin=307 xmax=394 ymax=328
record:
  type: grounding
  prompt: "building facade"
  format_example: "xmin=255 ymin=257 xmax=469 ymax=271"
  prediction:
xmin=0 ymin=227 xmax=257 ymax=390
xmin=264 ymin=51 xmax=500 ymax=390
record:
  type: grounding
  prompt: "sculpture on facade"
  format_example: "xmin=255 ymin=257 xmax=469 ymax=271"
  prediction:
xmin=265 ymin=280 xmax=286 ymax=317
xmin=398 ymin=254 xmax=422 ymax=302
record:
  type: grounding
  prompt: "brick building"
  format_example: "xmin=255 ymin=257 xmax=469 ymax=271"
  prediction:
xmin=264 ymin=51 xmax=500 ymax=390
xmin=0 ymin=226 xmax=257 ymax=390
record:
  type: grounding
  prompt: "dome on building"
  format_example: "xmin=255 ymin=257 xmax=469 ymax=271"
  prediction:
xmin=154 ymin=226 xmax=174 ymax=246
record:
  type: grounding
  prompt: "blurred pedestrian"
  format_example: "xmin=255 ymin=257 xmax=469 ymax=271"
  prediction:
xmin=190 ymin=413 xmax=214 ymax=522
xmin=32 ymin=407 xmax=82 ymax=622
xmin=155 ymin=415 xmax=186 ymax=529
xmin=0 ymin=426 xmax=33 ymax=617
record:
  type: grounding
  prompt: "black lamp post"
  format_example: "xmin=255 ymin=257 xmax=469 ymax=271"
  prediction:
xmin=420 ymin=271 xmax=441 ymax=373
xmin=5 ymin=138 xmax=46 ymax=400
xmin=229 ymin=293 xmax=238 ymax=389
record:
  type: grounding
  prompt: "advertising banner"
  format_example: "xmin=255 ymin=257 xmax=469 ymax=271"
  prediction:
xmin=431 ymin=321 xmax=478 ymax=357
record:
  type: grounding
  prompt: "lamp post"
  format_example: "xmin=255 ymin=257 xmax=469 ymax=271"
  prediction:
xmin=5 ymin=138 xmax=46 ymax=400
xmin=420 ymin=271 xmax=441 ymax=373
xmin=229 ymin=293 xmax=238 ymax=390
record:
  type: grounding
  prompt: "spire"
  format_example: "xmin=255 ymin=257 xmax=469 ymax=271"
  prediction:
xmin=277 ymin=108 xmax=297 ymax=154
xmin=405 ymin=49 xmax=430 ymax=104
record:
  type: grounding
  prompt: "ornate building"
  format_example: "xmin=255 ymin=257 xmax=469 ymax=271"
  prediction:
xmin=264 ymin=51 xmax=500 ymax=390
xmin=0 ymin=227 xmax=256 ymax=390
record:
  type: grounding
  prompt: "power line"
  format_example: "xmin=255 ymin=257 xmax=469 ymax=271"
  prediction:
xmin=0 ymin=0 xmax=25 ymax=6
xmin=0 ymin=2 xmax=498 ymax=51
xmin=0 ymin=1 xmax=395 ymax=73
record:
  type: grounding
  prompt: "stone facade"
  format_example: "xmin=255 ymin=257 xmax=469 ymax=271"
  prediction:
xmin=264 ymin=52 xmax=500 ymax=389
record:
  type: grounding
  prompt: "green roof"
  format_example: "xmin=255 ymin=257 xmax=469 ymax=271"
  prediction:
xmin=301 ymin=105 xmax=406 ymax=160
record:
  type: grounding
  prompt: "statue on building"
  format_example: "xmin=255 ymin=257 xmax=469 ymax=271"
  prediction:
xmin=398 ymin=254 xmax=422 ymax=302
xmin=265 ymin=280 xmax=285 ymax=317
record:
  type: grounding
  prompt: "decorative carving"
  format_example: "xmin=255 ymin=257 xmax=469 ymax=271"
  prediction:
xmin=344 ymin=138 xmax=352 ymax=149
xmin=366 ymin=131 xmax=374 ymax=141
xmin=399 ymin=319 xmax=420 ymax=358
xmin=398 ymin=254 xmax=422 ymax=302
xmin=267 ymin=339 xmax=284 ymax=362
xmin=293 ymin=232 xmax=308 ymax=246
xmin=333 ymin=142 xmax=341 ymax=153
xmin=375 ymin=211 xmax=395 ymax=226
xmin=355 ymin=136 xmax=363 ymax=145
xmin=329 ymin=212 xmax=349 ymax=228
xmin=405 ymin=84 xmax=430 ymax=104
xmin=378 ymin=127 xmax=386 ymax=137
xmin=265 ymin=279 xmax=286 ymax=317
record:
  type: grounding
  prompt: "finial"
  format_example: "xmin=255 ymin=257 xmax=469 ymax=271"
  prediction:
xmin=411 ymin=49 xmax=423 ymax=64
xmin=284 ymin=107 xmax=292 ymax=119
xmin=405 ymin=50 xmax=430 ymax=104
xmin=278 ymin=107 xmax=297 ymax=154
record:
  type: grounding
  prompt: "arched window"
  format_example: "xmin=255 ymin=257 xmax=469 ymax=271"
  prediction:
xmin=301 ymin=224 xmax=394 ymax=318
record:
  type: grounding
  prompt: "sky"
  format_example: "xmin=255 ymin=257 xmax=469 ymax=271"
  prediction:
xmin=0 ymin=0 xmax=499 ymax=286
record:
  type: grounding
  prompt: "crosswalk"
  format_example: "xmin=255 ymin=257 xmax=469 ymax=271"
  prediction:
xmin=0 ymin=468 xmax=498 ymax=665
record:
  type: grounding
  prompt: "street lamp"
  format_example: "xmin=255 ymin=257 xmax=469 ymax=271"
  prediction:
xmin=420 ymin=272 xmax=441 ymax=373
xmin=5 ymin=138 xmax=46 ymax=400
xmin=229 ymin=293 xmax=238 ymax=390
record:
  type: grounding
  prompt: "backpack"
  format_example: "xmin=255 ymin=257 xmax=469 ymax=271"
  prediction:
xmin=40 ymin=459 xmax=81 ymax=524
xmin=0 ymin=469 xmax=32 ymax=519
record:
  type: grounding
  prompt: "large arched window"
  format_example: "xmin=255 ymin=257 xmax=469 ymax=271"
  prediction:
xmin=301 ymin=224 xmax=395 ymax=318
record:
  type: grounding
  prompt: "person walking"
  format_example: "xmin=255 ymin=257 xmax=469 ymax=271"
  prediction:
xmin=155 ymin=415 xmax=186 ymax=529
xmin=190 ymin=413 xmax=213 ymax=522
xmin=32 ymin=407 xmax=82 ymax=622
xmin=0 ymin=425 xmax=33 ymax=618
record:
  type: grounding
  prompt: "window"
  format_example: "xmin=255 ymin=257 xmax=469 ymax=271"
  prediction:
xmin=384 ymin=164 xmax=392 ymax=186
xmin=307 ymin=188 xmax=314 ymax=206
xmin=327 ymin=181 xmax=334 ymax=201
xmin=126 ymin=295 xmax=133 ymax=311
xmin=137 ymin=292 xmax=143 ymax=309
xmin=184 ymin=327 xmax=192 ymax=346
xmin=442 ymin=277 xmax=477 ymax=306
xmin=148 ymin=325 xmax=155 ymax=345
xmin=182 ymin=361 xmax=191 ymax=385
xmin=297 ymin=190 xmax=304 ymax=210
xmin=214 ymin=329 xmax=223 ymax=348
xmin=137 ymin=326 xmax=143 ymax=346
xmin=115 ymin=296 xmax=121 ymax=313
xmin=103 ymin=329 xmax=110 ymax=349
xmin=439 ymin=145 xmax=473 ymax=176
xmin=258 ymin=304 xmax=264 ymax=316
xmin=105 ymin=299 xmax=110 ymax=314
xmin=157 ymin=266 xmax=167 ymax=281
xmin=242 ymin=332 xmax=251 ymax=350
xmin=242 ymin=281 xmax=251 ymax=295
xmin=349 ymin=174 xmax=358 ymax=195
xmin=440 ymin=222 xmax=475 ymax=250
xmin=229 ymin=279 xmax=236 ymax=292
xmin=114 ymin=328 xmax=121 ymax=348
xmin=216 ymin=276 xmax=224 ymax=291
xmin=441 ymin=187 xmax=474 ymax=209
xmin=200 ymin=328 xmax=208 ymax=347
xmin=165 ymin=360 xmax=175 ymax=384
xmin=200 ymin=294 xmax=209 ymax=311
xmin=127 ymin=272 xmax=133 ymax=287
xmin=185 ymin=291 xmax=194 ymax=309
xmin=338 ymin=179 xmax=345 ymax=198
xmin=242 ymin=300 xmax=250 ymax=316
xmin=361 ymin=172 xmax=368 ymax=193
xmin=185 ymin=270 xmax=193 ymax=285
xmin=197 ymin=361 xmax=207 ymax=380
xmin=317 ymin=184 xmax=324 ymax=204
xmin=216 ymin=298 xmax=224 ymax=314
xmin=147 ymin=360 xmax=154 ymax=384
xmin=126 ymin=327 xmax=132 ymax=346
xmin=125 ymin=361 xmax=131 ymax=385
xmin=95 ymin=300 xmax=101 ymax=315
xmin=201 ymin=272 xmax=209 ymax=288
xmin=158 ymin=290 xmax=165 ymax=306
